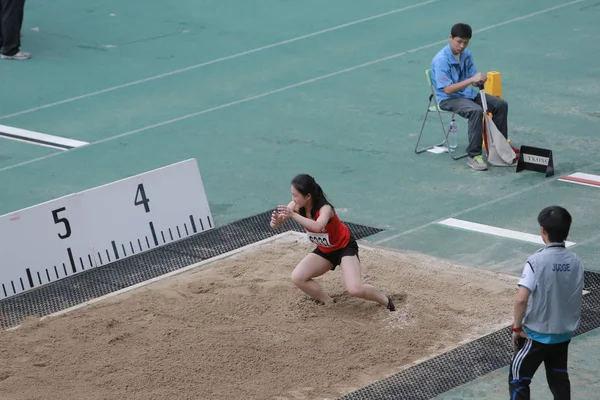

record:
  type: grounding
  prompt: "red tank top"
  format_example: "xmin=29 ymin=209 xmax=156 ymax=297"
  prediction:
xmin=304 ymin=207 xmax=350 ymax=253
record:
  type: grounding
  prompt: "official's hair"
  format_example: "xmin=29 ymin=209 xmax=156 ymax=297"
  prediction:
xmin=451 ymin=23 xmax=472 ymax=39
xmin=538 ymin=206 xmax=572 ymax=243
xmin=291 ymin=174 xmax=332 ymax=218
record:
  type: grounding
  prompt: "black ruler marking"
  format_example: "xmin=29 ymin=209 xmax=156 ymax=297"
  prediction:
xmin=184 ymin=223 xmax=189 ymax=236
xmin=67 ymin=248 xmax=77 ymax=273
xmin=111 ymin=241 xmax=120 ymax=260
xmin=122 ymin=244 xmax=127 ymax=257
xmin=199 ymin=218 xmax=204 ymax=231
xmin=161 ymin=231 xmax=166 ymax=244
xmin=25 ymin=268 xmax=34 ymax=288
xmin=2 ymin=284 xmax=6 ymax=297
xmin=149 ymin=222 xmax=159 ymax=246
xmin=11 ymin=281 xmax=16 ymax=294
xmin=189 ymin=215 xmax=197 ymax=233
xmin=207 ymin=216 xmax=212 ymax=228
xmin=8 ymin=220 xmax=214 ymax=293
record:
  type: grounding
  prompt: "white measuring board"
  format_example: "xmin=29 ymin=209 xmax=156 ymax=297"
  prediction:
xmin=0 ymin=159 xmax=213 ymax=299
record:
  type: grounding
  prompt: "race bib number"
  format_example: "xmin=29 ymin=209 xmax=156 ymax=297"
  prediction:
xmin=307 ymin=232 xmax=333 ymax=248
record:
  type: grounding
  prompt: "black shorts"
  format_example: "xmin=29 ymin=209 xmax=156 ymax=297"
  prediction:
xmin=312 ymin=236 xmax=359 ymax=270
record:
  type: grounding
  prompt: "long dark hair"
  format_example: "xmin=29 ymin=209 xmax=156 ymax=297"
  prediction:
xmin=291 ymin=174 xmax=332 ymax=218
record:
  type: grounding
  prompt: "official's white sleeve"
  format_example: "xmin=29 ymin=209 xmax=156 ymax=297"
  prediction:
xmin=517 ymin=262 xmax=535 ymax=292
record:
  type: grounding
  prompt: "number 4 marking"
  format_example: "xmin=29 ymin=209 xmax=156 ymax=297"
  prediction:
xmin=134 ymin=183 xmax=151 ymax=213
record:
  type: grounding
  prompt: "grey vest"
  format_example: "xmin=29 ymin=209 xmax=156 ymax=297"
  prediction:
xmin=523 ymin=243 xmax=584 ymax=334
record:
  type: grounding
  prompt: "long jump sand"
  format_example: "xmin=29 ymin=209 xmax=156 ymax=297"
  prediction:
xmin=0 ymin=232 xmax=517 ymax=400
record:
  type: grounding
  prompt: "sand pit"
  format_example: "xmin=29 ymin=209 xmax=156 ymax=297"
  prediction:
xmin=0 ymin=232 xmax=518 ymax=400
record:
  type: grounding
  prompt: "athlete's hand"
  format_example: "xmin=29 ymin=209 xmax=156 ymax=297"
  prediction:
xmin=270 ymin=209 xmax=291 ymax=229
xmin=270 ymin=211 xmax=279 ymax=228
xmin=277 ymin=205 xmax=295 ymax=219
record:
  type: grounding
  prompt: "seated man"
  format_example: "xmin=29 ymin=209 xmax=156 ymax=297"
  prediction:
xmin=431 ymin=23 xmax=508 ymax=171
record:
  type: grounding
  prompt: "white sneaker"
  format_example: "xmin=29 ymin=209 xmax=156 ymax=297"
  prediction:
xmin=467 ymin=155 xmax=488 ymax=171
xmin=1 ymin=51 xmax=31 ymax=60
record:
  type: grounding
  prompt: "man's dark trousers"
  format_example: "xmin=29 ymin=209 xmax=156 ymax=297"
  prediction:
xmin=509 ymin=337 xmax=572 ymax=400
xmin=0 ymin=0 xmax=25 ymax=56
xmin=440 ymin=93 xmax=508 ymax=158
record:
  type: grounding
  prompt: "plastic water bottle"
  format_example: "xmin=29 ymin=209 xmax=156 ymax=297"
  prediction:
xmin=448 ymin=118 xmax=458 ymax=149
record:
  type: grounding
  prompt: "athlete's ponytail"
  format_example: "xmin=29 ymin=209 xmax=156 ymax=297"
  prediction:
xmin=291 ymin=174 xmax=332 ymax=217
xmin=315 ymin=184 xmax=324 ymax=201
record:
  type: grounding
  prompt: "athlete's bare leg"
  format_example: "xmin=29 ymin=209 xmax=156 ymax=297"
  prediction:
xmin=340 ymin=255 xmax=391 ymax=307
xmin=291 ymin=253 xmax=335 ymax=304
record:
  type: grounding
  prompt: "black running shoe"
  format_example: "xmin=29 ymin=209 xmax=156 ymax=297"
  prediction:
xmin=387 ymin=296 xmax=396 ymax=312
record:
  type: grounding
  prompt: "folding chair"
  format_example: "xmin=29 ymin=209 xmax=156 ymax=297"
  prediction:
xmin=414 ymin=69 xmax=468 ymax=160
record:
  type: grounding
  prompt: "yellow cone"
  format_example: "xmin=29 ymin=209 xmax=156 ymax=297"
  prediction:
xmin=486 ymin=71 xmax=502 ymax=99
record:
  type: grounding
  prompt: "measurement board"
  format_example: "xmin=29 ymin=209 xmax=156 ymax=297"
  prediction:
xmin=0 ymin=159 xmax=213 ymax=300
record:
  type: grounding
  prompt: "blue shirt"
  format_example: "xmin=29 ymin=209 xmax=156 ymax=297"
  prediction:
xmin=431 ymin=44 xmax=478 ymax=103
xmin=523 ymin=327 xmax=573 ymax=345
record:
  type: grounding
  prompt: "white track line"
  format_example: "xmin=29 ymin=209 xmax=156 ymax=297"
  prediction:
xmin=6 ymin=231 xmax=298 ymax=331
xmin=0 ymin=0 xmax=586 ymax=174
xmin=0 ymin=0 xmax=438 ymax=121
xmin=373 ymin=166 xmax=599 ymax=247
xmin=374 ymin=176 xmax=563 ymax=245
xmin=558 ymin=172 xmax=600 ymax=188
xmin=437 ymin=218 xmax=576 ymax=247
xmin=0 ymin=124 xmax=88 ymax=150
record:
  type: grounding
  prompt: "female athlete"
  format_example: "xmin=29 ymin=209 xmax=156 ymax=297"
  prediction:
xmin=270 ymin=174 xmax=396 ymax=311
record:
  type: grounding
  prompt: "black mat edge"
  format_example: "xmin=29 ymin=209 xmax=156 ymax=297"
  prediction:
xmin=339 ymin=270 xmax=600 ymax=400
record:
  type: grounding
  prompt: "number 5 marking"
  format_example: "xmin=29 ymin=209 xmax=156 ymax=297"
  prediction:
xmin=52 ymin=207 xmax=72 ymax=239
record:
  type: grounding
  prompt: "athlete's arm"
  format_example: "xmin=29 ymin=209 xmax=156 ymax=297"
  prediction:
xmin=281 ymin=204 xmax=333 ymax=232
xmin=270 ymin=201 xmax=296 ymax=229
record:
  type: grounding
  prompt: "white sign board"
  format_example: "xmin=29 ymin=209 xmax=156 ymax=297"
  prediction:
xmin=0 ymin=159 xmax=213 ymax=299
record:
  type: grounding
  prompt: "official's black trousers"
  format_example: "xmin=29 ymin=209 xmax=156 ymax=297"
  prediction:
xmin=509 ymin=337 xmax=571 ymax=400
xmin=0 ymin=0 xmax=25 ymax=56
